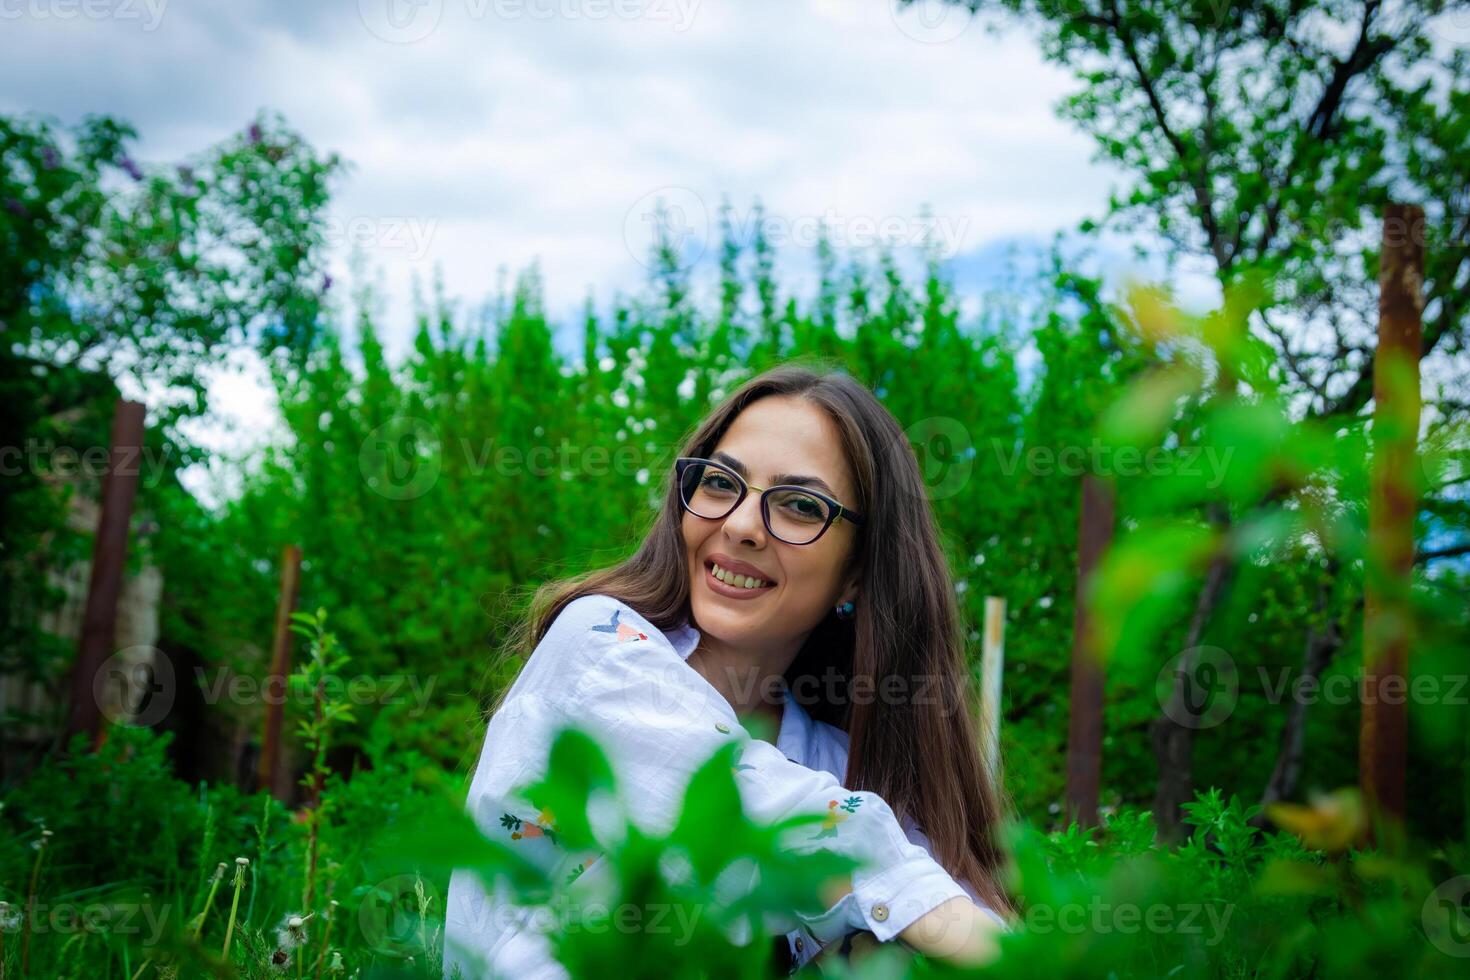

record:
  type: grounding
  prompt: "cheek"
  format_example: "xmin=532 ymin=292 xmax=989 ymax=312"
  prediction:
xmin=681 ymin=515 xmax=709 ymax=563
xmin=779 ymin=547 xmax=843 ymax=604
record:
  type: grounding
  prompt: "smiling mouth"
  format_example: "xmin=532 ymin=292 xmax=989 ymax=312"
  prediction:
xmin=705 ymin=559 xmax=776 ymax=591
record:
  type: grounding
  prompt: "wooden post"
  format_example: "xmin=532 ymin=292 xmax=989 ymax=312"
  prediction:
xmin=1066 ymin=473 xmax=1115 ymax=829
xmin=1360 ymin=203 xmax=1424 ymax=849
xmin=257 ymin=544 xmax=302 ymax=799
xmin=979 ymin=596 xmax=1007 ymax=779
xmin=66 ymin=398 xmax=146 ymax=747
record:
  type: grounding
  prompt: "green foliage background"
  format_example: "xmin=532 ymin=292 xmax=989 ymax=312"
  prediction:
xmin=3 ymin=1 xmax=1470 ymax=971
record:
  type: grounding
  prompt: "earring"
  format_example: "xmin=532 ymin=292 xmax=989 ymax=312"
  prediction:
xmin=834 ymin=600 xmax=856 ymax=620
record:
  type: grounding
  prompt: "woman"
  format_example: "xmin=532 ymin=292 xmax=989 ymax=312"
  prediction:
xmin=445 ymin=364 xmax=1012 ymax=978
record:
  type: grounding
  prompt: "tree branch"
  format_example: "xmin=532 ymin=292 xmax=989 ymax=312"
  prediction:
xmin=1258 ymin=560 xmax=1349 ymax=813
xmin=1259 ymin=309 xmax=1329 ymax=410
xmin=1252 ymin=0 xmax=1395 ymax=264
xmin=1106 ymin=0 xmax=1230 ymax=273
xmin=1415 ymin=542 xmax=1470 ymax=563
xmin=1315 ymin=252 xmax=1465 ymax=420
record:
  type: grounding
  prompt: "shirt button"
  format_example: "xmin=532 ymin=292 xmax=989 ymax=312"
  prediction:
xmin=871 ymin=903 xmax=889 ymax=922
xmin=715 ymin=722 xmax=731 ymax=734
xmin=794 ymin=937 xmax=804 ymax=954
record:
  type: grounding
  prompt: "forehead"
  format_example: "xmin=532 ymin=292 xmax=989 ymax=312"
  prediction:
xmin=712 ymin=396 xmax=854 ymax=499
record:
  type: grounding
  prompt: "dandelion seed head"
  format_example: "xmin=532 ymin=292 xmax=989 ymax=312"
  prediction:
xmin=277 ymin=911 xmax=312 ymax=949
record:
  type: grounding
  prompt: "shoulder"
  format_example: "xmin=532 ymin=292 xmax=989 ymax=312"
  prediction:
xmin=543 ymin=593 xmax=662 ymax=650
xmin=518 ymin=593 xmax=674 ymax=689
xmin=509 ymin=594 xmax=729 ymax=768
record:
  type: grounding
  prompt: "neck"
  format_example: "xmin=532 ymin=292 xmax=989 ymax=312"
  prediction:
xmin=687 ymin=632 xmax=798 ymax=734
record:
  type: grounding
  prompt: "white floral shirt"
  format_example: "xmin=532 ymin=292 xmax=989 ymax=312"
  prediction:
xmin=444 ymin=593 xmax=996 ymax=978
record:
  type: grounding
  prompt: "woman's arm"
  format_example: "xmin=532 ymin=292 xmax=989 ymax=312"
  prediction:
xmin=506 ymin=595 xmax=992 ymax=949
xmin=815 ymin=870 xmax=1005 ymax=967
xmin=898 ymin=895 xmax=1005 ymax=966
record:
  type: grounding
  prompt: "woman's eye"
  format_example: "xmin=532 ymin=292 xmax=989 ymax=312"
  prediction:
xmin=781 ymin=495 xmax=825 ymax=521
xmin=702 ymin=474 xmax=737 ymax=493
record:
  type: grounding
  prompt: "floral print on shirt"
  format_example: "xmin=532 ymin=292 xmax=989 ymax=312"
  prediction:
xmin=500 ymin=807 xmax=602 ymax=886
xmin=810 ymin=796 xmax=864 ymax=840
xmin=500 ymin=807 xmax=559 ymax=845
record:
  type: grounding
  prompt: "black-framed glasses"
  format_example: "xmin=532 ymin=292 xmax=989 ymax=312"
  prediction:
xmin=674 ymin=456 xmax=865 ymax=546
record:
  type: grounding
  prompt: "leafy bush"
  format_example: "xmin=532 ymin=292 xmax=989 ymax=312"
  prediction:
xmin=4 ymin=721 xmax=1461 ymax=978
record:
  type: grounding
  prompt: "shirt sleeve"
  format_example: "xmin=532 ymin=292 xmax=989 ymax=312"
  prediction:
xmin=522 ymin=595 xmax=972 ymax=944
xmin=900 ymin=820 xmax=1007 ymax=929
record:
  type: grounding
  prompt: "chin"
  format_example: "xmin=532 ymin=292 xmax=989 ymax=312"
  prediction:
xmin=691 ymin=586 xmax=766 ymax=635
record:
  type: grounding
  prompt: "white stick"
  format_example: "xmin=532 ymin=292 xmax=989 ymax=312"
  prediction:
xmin=980 ymin=596 xmax=1006 ymax=779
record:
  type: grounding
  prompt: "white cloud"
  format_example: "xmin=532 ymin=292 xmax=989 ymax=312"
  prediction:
xmin=2 ymin=0 xmax=1126 ymax=357
xmin=3 ymin=0 xmax=1170 ymax=487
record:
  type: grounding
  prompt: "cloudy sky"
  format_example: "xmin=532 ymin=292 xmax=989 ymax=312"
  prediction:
xmin=3 ymin=0 xmax=1193 ymax=500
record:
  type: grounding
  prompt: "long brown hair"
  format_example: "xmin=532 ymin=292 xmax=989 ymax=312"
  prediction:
xmin=497 ymin=360 xmax=1014 ymax=915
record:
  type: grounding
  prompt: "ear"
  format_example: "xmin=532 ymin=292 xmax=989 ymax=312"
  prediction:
xmin=837 ymin=574 xmax=861 ymax=607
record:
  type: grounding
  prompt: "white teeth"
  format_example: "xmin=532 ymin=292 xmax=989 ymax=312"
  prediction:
xmin=712 ymin=563 xmax=769 ymax=589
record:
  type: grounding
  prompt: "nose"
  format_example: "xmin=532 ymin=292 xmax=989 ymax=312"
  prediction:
xmin=721 ymin=491 xmax=768 ymax=548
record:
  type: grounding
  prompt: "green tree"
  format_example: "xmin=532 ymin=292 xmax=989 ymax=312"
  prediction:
xmin=0 ymin=111 xmax=342 ymax=751
xmin=925 ymin=0 xmax=1470 ymax=834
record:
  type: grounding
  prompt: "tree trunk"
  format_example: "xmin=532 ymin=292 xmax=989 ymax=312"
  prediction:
xmin=1259 ymin=562 xmax=1342 ymax=812
xmin=257 ymin=544 xmax=302 ymax=800
xmin=1151 ymin=539 xmax=1233 ymax=841
xmin=66 ymin=398 xmax=146 ymax=748
xmin=1360 ymin=203 xmax=1424 ymax=850
xmin=1065 ymin=474 xmax=1115 ymax=830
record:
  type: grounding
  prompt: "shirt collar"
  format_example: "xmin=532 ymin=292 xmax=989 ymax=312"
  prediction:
xmin=664 ymin=616 xmax=701 ymax=661
xmin=775 ymin=687 xmax=814 ymax=763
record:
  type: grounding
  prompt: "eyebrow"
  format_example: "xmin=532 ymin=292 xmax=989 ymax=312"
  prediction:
xmin=711 ymin=451 xmax=838 ymax=497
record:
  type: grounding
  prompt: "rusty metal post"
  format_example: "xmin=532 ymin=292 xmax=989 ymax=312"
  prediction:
xmin=980 ymin=596 xmax=1007 ymax=779
xmin=257 ymin=544 xmax=302 ymax=799
xmin=1360 ymin=203 xmax=1424 ymax=848
xmin=1066 ymin=473 xmax=1115 ymax=829
xmin=65 ymin=399 xmax=146 ymax=746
